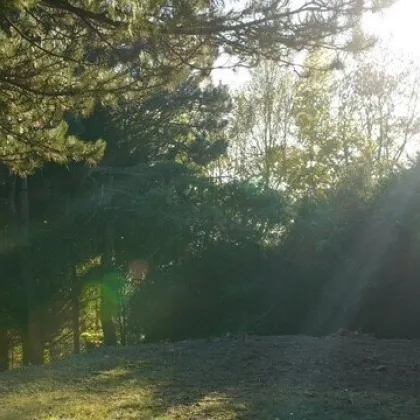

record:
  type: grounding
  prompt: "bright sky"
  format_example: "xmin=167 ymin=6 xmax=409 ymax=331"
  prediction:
xmin=212 ymin=0 xmax=420 ymax=87
xmin=364 ymin=0 xmax=420 ymax=59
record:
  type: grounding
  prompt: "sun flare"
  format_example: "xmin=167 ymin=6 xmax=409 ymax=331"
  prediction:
xmin=363 ymin=0 xmax=420 ymax=62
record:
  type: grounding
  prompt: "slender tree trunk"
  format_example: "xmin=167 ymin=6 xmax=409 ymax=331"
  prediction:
xmin=100 ymin=174 xmax=118 ymax=346
xmin=0 ymin=174 xmax=16 ymax=370
xmin=65 ymin=200 xmax=80 ymax=354
xmin=8 ymin=174 xmax=16 ymax=216
xmin=0 ymin=329 xmax=9 ymax=371
xmin=72 ymin=303 xmax=80 ymax=354
xmin=21 ymin=330 xmax=29 ymax=365
xmin=72 ymin=296 xmax=80 ymax=354
xmin=21 ymin=308 xmax=44 ymax=365
xmin=118 ymin=289 xmax=127 ymax=346
xmin=95 ymin=291 xmax=100 ymax=331
xmin=19 ymin=177 xmax=44 ymax=365
xmin=72 ymin=266 xmax=80 ymax=354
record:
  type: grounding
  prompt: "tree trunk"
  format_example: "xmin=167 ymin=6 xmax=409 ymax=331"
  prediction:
xmin=100 ymin=307 xmax=118 ymax=346
xmin=100 ymin=174 xmax=118 ymax=346
xmin=72 ymin=296 xmax=80 ymax=354
xmin=72 ymin=268 xmax=80 ymax=354
xmin=19 ymin=177 xmax=44 ymax=365
xmin=65 ymin=200 xmax=80 ymax=355
xmin=0 ymin=329 xmax=9 ymax=371
xmin=118 ymin=292 xmax=127 ymax=346
xmin=21 ymin=307 xmax=44 ymax=366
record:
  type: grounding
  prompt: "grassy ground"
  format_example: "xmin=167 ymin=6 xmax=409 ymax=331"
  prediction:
xmin=1 ymin=335 xmax=420 ymax=419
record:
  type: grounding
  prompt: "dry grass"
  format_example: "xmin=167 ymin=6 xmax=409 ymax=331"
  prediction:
xmin=1 ymin=335 xmax=420 ymax=419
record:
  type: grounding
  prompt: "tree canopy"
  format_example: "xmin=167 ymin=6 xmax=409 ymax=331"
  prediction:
xmin=0 ymin=0 xmax=394 ymax=173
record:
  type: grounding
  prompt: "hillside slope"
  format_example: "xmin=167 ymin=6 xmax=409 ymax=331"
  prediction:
xmin=1 ymin=335 xmax=420 ymax=419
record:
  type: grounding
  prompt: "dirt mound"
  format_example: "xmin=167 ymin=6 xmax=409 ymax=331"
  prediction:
xmin=117 ymin=335 xmax=420 ymax=395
